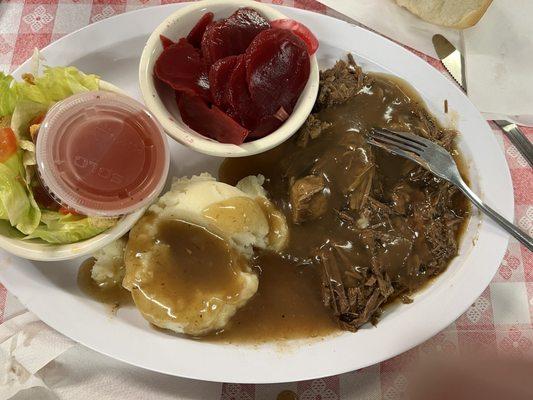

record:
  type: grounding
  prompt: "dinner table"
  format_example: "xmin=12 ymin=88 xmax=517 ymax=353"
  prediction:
xmin=0 ymin=1 xmax=532 ymax=399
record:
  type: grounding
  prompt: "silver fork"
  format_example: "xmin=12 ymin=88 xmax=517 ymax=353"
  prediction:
xmin=368 ymin=128 xmax=533 ymax=251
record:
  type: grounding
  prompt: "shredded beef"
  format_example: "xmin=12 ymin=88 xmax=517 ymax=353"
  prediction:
xmin=290 ymin=175 xmax=328 ymax=223
xmin=297 ymin=56 xmax=468 ymax=331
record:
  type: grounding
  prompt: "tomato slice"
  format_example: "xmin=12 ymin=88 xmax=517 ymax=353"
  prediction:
xmin=59 ymin=205 xmax=80 ymax=215
xmin=30 ymin=113 xmax=46 ymax=126
xmin=270 ymin=19 xmax=319 ymax=55
xmin=0 ymin=128 xmax=18 ymax=163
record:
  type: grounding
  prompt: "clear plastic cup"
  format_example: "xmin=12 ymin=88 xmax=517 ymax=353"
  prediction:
xmin=36 ymin=90 xmax=169 ymax=217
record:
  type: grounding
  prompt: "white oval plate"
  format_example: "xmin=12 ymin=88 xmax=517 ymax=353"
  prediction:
xmin=0 ymin=4 xmax=512 ymax=383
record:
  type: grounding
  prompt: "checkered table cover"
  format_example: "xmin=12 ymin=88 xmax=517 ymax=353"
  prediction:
xmin=0 ymin=1 xmax=531 ymax=398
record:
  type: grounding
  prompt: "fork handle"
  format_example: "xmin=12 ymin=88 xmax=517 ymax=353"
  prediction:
xmin=455 ymin=179 xmax=533 ymax=251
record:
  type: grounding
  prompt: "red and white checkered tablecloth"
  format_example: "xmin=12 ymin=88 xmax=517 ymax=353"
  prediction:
xmin=0 ymin=1 xmax=532 ymax=398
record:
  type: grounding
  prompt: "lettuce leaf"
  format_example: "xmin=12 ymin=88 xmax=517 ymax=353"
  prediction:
xmin=0 ymin=61 xmax=115 ymax=243
xmin=0 ymin=66 xmax=99 ymax=117
xmin=18 ymin=139 xmax=36 ymax=184
xmin=0 ymin=152 xmax=41 ymax=234
xmin=25 ymin=211 xmax=117 ymax=244
xmin=10 ymin=100 xmax=48 ymax=141
xmin=2 ymin=65 xmax=99 ymax=188
xmin=10 ymin=100 xmax=47 ymax=184
xmin=0 ymin=73 xmax=19 ymax=117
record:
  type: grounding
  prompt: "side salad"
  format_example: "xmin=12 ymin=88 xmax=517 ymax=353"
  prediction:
xmin=0 ymin=62 xmax=116 ymax=244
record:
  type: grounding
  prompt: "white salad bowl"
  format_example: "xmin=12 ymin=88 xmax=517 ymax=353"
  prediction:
xmin=138 ymin=0 xmax=319 ymax=157
xmin=0 ymin=80 xmax=147 ymax=262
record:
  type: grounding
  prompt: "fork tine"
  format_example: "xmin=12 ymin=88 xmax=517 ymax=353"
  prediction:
xmin=367 ymin=138 xmax=422 ymax=164
xmin=370 ymin=128 xmax=426 ymax=152
xmin=368 ymin=134 xmax=423 ymax=155
xmin=378 ymin=128 xmax=432 ymax=148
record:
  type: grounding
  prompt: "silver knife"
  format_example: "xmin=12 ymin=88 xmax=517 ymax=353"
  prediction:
xmin=432 ymin=34 xmax=467 ymax=91
xmin=433 ymin=34 xmax=533 ymax=168
xmin=493 ymin=120 xmax=533 ymax=167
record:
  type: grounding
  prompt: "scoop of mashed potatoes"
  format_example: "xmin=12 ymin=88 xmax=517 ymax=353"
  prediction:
xmin=121 ymin=173 xmax=288 ymax=336
xmin=91 ymin=237 xmax=127 ymax=287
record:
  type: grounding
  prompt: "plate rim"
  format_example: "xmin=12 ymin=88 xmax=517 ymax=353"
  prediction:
xmin=0 ymin=3 xmax=513 ymax=383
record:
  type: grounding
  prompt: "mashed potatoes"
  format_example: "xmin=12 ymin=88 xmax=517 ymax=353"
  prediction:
xmin=121 ymin=173 xmax=288 ymax=336
xmin=90 ymin=237 xmax=127 ymax=287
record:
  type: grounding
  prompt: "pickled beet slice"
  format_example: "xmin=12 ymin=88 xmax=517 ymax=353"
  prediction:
xmin=227 ymin=56 xmax=259 ymax=129
xmin=154 ymin=39 xmax=211 ymax=101
xmin=201 ymin=8 xmax=270 ymax=65
xmin=245 ymin=28 xmax=310 ymax=116
xmin=209 ymin=55 xmax=239 ymax=110
xmin=249 ymin=106 xmax=291 ymax=139
xmin=186 ymin=12 xmax=214 ymax=48
xmin=201 ymin=21 xmax=231 ymax=65
xmin=249 ymin=115 xmax=284 ymax=139
xmin=270 ymin=19 xmax=319 ymax=55
xmin=159 ymin=35 xmax=174 ymax=49
xmin=226 ymin=7 xmax=270 ymax=37
xmin=178 ymin=93 xmax=249 ymax=145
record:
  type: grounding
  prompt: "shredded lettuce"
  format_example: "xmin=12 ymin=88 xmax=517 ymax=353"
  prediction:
xmin=0 ymin=73 xmax=19 ymax=117
xmin=0 ymin=61 xmax=115 ymax=244
xmin=0 ymin=66 xmax=99 ymax=118
xmin=10 ymin=100 xmax=47 ymax=185
xmin=18 ymin=139 xmax=36 ymax=184
xmin=25 ymin=211 xmax=117 ymax=244
xmin=10 ymin=100 xmax=48 ymax=140
xmin=2 ymin=64 xmax=100 ymax=190
xmin=0 ymin=152 xmax=41 ymax=234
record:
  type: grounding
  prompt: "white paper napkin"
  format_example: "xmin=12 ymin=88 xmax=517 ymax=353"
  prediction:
xmin=463 ymin=0 xmax=533 ymax=121
xmin=318 ymin=0 xmax=461 ymax=58
xmin=0 ymin=312 xmax=221 ymax=400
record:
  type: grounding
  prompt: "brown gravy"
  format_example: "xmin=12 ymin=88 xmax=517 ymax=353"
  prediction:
xmin=125 ymin=218 xmax=249 ymax=332
xmin=209 ymin=251 xmax=338 ymax=342
xmin=203 ymin=196 xmax=269 ymax=238
xmin=154 ymin=219 xmax=242 ymax=299
xmin=77 ymin=258 xmax=131 ymax=306
xmin=219 ymin=70 xmax=469 ymax=333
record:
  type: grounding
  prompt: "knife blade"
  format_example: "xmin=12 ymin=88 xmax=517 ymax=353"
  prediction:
xmin=432 ymin=34 xmax=467 ymax=91
xmin=433 ymin=34 xmax=533 ymax=168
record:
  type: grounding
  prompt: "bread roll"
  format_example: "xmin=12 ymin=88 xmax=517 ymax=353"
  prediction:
xmin=394 ymin=0 xmax=492 ymax=28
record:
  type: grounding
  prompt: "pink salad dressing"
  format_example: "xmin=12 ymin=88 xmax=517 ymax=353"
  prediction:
xmin=36 ymin=91 xmax=169 ymax=216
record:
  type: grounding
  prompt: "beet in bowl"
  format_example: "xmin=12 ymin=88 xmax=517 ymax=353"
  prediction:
xmin=139 ymin=0 xmax=319 ymax=157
